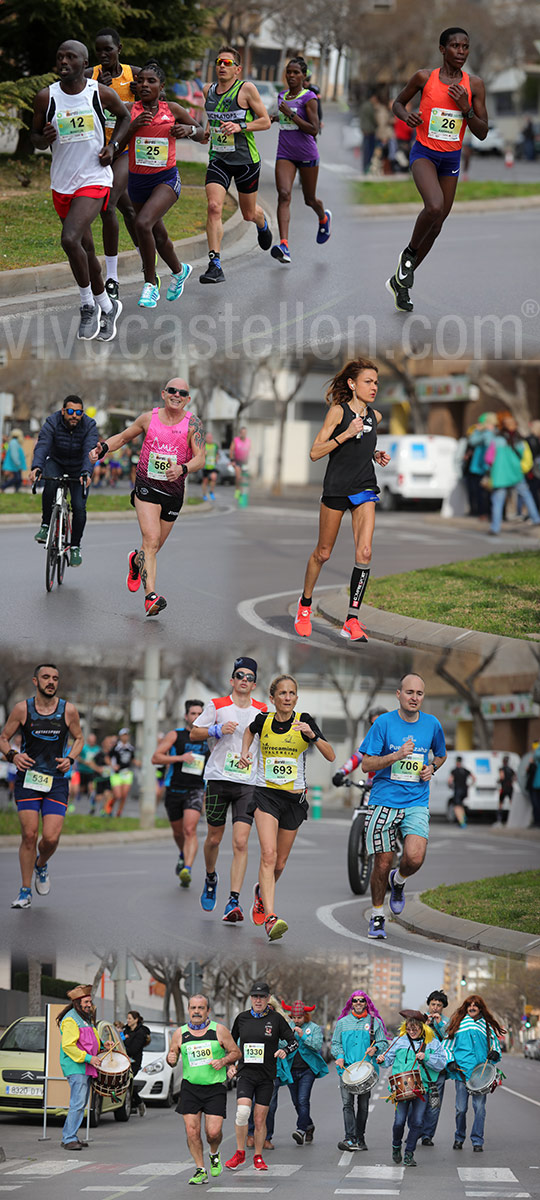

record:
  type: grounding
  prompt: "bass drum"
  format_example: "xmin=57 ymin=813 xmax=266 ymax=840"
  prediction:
xmin=93 ymin=1050 xmax=131 ymax=1099
xmin=465 ymin=1061 xmax=498 ymax=1095
xmin=388 ymin=1068 xmax=425 ymax=1102
xmin=341 ymin=1060 xmax=377 ymax=1094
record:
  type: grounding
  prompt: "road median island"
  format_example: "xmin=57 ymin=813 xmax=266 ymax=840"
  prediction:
xmin=0 ymin=811 xmax=171 ymax=842
xmin=349 ymin=178 xmax=540 ymax=215
xmin=393 ymin=871 xmax=540 ymax=961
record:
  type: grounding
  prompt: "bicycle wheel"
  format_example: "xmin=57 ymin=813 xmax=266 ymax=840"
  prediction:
xmin=57 ymin=506 xmax=70 ymax=585
xmin=347 ymin=812 xmax=373 ymax=895
xmin=45 ymin=505 xmax=60 ymax=592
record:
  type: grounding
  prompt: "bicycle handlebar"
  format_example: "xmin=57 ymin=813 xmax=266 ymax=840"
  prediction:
xmin=32 ymin=475 xmax=89 ymax=495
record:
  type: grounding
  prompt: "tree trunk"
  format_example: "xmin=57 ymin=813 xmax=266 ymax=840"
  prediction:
xmin=28 ymin=958 xmax=42 ymax=1016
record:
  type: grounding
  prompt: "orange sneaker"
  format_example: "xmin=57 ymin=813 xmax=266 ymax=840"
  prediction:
xmin=250 ymin=883 xmax=266 ymax=927
xmin=340 ymin=617 xmax=368 ymax=642
xmin=126 ymin=549 xmax=141 ymax=592
xmin=294 ymin=598 xmax=312 ymax=637
xmin=225 ymin=1150 xmax=245 ymax=1171
xmin=265 ymin=913 xmax=288 ymax=941
xmin=253 ymin=1155 xmax=268 ymax=1172
xmin=144 ymin=592 xmax=167 ymax=617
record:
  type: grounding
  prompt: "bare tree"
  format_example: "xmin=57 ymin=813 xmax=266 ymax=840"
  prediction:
xmin=262 ymin=358 xmax=312 ymax=493
xmin=134 ymin=954 xmax=188 ymax=1024
xmin=435 ymin=646 xmax=499 ymax=746
xmin=382 ymin=351 xmax=426 ymax=434
xmin=27 ymin=958 xmax=42 ymax=1016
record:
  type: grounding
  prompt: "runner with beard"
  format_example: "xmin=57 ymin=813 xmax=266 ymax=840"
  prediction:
xmin=0 ymin=665 xmax=84 ymax=909
xmin=152 ymin=700 xmax=210 ymax=886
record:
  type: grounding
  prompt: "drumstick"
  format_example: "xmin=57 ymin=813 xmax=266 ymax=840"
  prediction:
xmin=357 ymin=1040 xmax=377 ymax=1065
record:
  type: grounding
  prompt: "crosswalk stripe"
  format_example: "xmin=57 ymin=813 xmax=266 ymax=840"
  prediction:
xmin=7 ymin=1161 xmax=92 ymax=1176
xmin=458 ymin=1170 xmax=519 ymax=1182
xmin=120 ymin=1163 xmax=192 ymax=1176
xmin=464 ymin=1193 xmax=530 ymax=1198
xmin=207 ymin=1189 xmax=273 ymax=1194
xmin=346 ymin=1167 xmax=404 ymax=1179
xmin=0 ymin=1188 xmax=24 ymax=1191
xmin=81 ymin=1190 xmax=149 ymax=1194
xmin=262 ymin=1166 xmax=302 ymax=1176
xmin=334 ymin=1191 xmax=401 ymax=1196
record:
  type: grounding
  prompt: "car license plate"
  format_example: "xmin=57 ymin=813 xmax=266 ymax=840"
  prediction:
xmin=6 ymin=1084 xmax=43 ymax=1096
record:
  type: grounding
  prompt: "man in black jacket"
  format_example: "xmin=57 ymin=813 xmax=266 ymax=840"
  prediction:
xmin=29 ymin=396 xmax=99 ymax=566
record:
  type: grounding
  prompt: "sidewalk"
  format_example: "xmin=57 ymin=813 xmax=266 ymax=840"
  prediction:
xmin=394 ymin=892 xmax=540 ymax=964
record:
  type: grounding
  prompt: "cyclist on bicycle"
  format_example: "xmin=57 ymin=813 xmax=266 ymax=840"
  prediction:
xmin=333 ymin=707 xmax=388 ymax=792
xmin=358 ymin=674 xmax=446 ymax=940
xmin=29 ymin=396 xmax=99 ymax=567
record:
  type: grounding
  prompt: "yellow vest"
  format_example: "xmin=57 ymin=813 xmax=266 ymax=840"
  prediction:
xmin=260 ymin=712 xmax=307 ymax=791
xmin=92 ymin=64 xmax=135 ymax=142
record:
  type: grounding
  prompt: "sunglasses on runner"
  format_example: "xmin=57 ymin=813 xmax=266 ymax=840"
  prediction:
xmin=215 ymin=57 xmax=236 ymax=66
xmin=165 ymin=387 xmax=189 ymax=397
xmin=65 ymin=407 xmax=83 ymax=416
xmin=234 ymin=671 xmax=255 ymax=681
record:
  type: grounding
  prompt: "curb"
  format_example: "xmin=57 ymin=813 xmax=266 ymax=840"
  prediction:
xmin=0 ymin=828 xmax=172 ymax=848
xmin=0 ymin=204 xmax=245 ymax=301
xmin=393 ymin=893 xmax=540 ymax=962
xmin=0 ymin=501 xmax=214 ymax=525
xmin=349 ymin=195 xmax=540 ymax=218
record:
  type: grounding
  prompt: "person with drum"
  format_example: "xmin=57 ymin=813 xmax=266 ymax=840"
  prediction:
xmin=420 ymin=989 xmax=449 ymax=1146
xmin=56 ymin=984 xmax=114 ymax=1150
xmin=331 ymin=990 xmax=388 ymax=1152
xmin=377 ymin=1009 xmax=447 ymax=1167
xmin=444 ymin=995 xmax=503 ymax=1152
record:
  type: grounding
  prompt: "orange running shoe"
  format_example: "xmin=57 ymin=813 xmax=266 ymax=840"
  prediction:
xmin=253 ymin=1155 xmax=268 ymax=1171
xmin=144 ymin=593 xmax=167 ymax=617
xmin=294 ymin=598 xmax=312 ymax=637
xmin=127 ymin=549 xmax=141 ymax=592
xmin=340 ymin=617 xmax=368 ymax=642
xmin=225 ymin=1150 xmax=245 ymax=1171
xmin=265 ymin=913 xmax=288 ymax=941
xmin=250 ymin=883 xmax=266 ymax=927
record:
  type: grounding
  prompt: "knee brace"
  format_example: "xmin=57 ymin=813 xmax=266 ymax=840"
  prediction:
xmin=235 ymin=1103 xmax=250 ymax=1126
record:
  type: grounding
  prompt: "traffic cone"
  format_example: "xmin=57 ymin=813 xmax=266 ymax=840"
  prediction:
xmin=505 ymin=148 xmax=514 ymax=168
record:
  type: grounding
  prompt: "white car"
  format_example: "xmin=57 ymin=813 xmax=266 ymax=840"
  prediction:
xmin=248 ymin=80 xmax=279 ymax=118
xmin=470 ymin=123 xmax=504 ymax=154
xmin=134 ymin=1023 xmax=182 ymax=1106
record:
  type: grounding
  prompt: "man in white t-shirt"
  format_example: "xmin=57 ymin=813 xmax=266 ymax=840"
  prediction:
xmin=191 ymin=657 xmax=266 ymax=924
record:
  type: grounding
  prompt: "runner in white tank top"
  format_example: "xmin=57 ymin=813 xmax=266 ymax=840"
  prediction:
xmin=31 ymin=39 xmax=130 ymax=342
xmin=89 ymin=377 xmax=206 ymax=617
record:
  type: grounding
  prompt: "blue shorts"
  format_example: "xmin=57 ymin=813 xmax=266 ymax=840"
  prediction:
xmin=276 ymin=157 xmax=319 ymax=169
xmin=15 ymin=776 xmax=69 ymax=817
xmin=409 ymin=141 xmax=461 ymax=177
xmin=128 ymin=167 xmax=181 ymax=205
xmin=365 ymin=804 xmax=430 ymax=854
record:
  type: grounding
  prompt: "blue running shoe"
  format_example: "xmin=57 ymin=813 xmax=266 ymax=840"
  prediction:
xmin=201 ymin=873 xmax=218 ymax=912
xmin=166 ymin=263 xmax=193 ymax=301
xmin=11 ymin=887 xmax=32 ymax=909
xmin=270 ymin=241 xmax=291 ymax=264
xmin=368 ymin=915 xmax=387 ymax=939
xmin=316 ymin=209 xmax=332 ymax=244
xmin=34 ymin=858 xmax=50 ymax=896
xmin=389 ymin=869 xmax=406 ymax=914
xmin=222 ymin=898 xmax=244 ymax=923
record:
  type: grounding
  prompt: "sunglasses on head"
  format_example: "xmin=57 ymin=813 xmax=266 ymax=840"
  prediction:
xmin=65 ymin=407 xmax=83 ymax=416
xmin=216 ymin=57 xmax=236 ymax=66
xmin=234 ymin=671 xmax=255 ymax=681
xmin=165 ymin=386 xmax=189 ymax=397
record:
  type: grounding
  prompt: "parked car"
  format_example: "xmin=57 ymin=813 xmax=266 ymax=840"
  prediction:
xmin=133 ymin=1022 xmax=182 ymax=1106
xmin=523 ymin=1038 xmax=540 ymax=1059
xmin=246 ymin=80 xmax=279 ymax=118
xmin=375 ymin=435 xmax=459 ymax=510
xmin=171 ymin=79 xmax=204 ymax=121
xmin=429 ymin=751 xmax=522 ymax=821
xmin=470 ymin=123 xmax=504 ymax=155
xmin=0 ymin=1015 xmax=132 ymax=1125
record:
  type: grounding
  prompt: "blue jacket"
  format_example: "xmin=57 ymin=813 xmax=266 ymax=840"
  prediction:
xmin=32 ymin=411 xmax=99 ymax=475
xmin=276 ymin=1020 xmax=328 ymax=1083
xmin=383 ymin=1033 xmax=447 ymax=1086
xmin=331 ymin=1013 xmax=388 ymax=1078
xmin=445 ymin=1016 xmax=501 ymax=1078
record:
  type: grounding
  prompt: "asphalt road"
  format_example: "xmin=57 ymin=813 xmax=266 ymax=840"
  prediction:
xmin=2 ymin=500 xmax=536 ymax=653
xmin=1 ymin=1053 xmax=538 ymax=1200
xmin=2 ymin=818 xmax=537 ymax=961
xmin=2 ymin=112 xmax=539 ymax=360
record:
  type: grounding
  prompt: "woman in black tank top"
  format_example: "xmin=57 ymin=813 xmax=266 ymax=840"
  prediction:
xmin=294 ymin=358 xmax=390 ymax=643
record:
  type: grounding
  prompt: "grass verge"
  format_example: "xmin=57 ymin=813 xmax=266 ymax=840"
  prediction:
xmin=0 ymin=493 xmax=202 ymax=513
xmin=350 ymin=179 xmax=540 ymax=205
xmin=421 ymin=871 xmax=540 ymax=935
xmin=0 ymin=810 xmax=169 ymax=835
xmin=0 ymin=158 xmax=233 ymax=270
xmin=367 ymin=551 xmax=540 ymax=639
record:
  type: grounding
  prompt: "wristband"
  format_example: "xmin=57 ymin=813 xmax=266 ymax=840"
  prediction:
xmin=208 ymin=723 xmax=223 ymax=740
xmin=181 ymin=463 xmax=188 ymax=477
xmin=97 ymin=441 xmax=109 ymax=460
xmin=68 ymin=756 xmax=75 ymax=766
xmin=431 ymin=763 xmax=437 ymax=774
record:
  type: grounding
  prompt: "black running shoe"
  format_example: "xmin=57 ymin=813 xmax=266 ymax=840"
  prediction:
xmin=395 ymin=248 xmax=417 ymax=290
xmin=105 ymin=278 xmax=119 ymax=300
xmin=257 ymin=220 xmax=272 ymax=250
xmin=199 ymin=255 xmax=225 ymax=284
xmin=386 ymin=274 xmax=413 ymax=313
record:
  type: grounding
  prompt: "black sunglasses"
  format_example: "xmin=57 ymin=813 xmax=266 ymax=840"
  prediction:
xmin=165 ymin=386 xmax=189 ymax=397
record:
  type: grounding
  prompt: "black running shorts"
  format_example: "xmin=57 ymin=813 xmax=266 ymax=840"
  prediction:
xmin=206 ymin=158 xmax=261 ymax=194
xmin=204 ymin=780 xmax=254 ymax=827
xmin=131 ymin=482 xmax=184 ymax=522
xmin=251 ymin=786 xmax=308 ymax=830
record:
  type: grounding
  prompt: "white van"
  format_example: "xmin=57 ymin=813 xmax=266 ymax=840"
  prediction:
xmin=376 ymin=435 xmax=459 ymax=510
xmin=429 ymin=751 xmax=522 ymax=820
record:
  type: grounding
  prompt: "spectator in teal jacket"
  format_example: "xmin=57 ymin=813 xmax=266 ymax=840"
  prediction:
xmin=278 ymin=999 xmax=328 ymax=1146
xmin=488 ymin=412 xmax=540 ymax=535
xmin=331 ymin=990 xmax=388 ymax=1152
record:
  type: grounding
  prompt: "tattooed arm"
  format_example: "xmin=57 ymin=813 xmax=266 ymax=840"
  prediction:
xmin=186 ymin=416 xmax=207 ymax=473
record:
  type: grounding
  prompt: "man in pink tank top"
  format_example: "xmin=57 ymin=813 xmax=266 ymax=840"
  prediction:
xmin=385 ymin=27 xmax=488 ymax=312
xmin=90 ymin=378 xmax=206 ymax=616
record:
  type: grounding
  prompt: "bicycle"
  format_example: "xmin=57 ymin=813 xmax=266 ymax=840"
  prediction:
xmin=32 ymin=474 xmax=88 ymax=592
xmin=336 ymin=777 xmax=404 ymax=896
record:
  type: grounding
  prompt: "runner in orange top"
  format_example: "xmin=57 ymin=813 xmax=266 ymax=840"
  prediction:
xmin=86 ymin=28 xmax=141 ymax=299
xmin=386 ymin=27 xmax=488 ymax=312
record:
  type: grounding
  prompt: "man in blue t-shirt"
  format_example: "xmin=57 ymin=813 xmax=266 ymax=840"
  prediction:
xmin=358 ymin=674 xmax=446 ymax=941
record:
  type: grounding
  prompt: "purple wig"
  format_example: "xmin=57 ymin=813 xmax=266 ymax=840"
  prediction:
xmin=338 ymin=991 xmax=389 ymax=1037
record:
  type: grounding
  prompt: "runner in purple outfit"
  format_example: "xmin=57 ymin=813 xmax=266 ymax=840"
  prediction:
xmin=270 ymin=57 xmax=331 ymax=265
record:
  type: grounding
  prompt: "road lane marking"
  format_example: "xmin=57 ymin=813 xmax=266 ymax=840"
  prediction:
xmin=346 ymin=1167 xmax=404 ymax=1179
xmin=81 ymin=1190 xmax=149 ymax=1194
xmin=500 ymin=1085 xmax=540 ymax=1107
xmin=316 ymin=900 xmax=446 ymax=961
xmin=335 ymin=1191 xmax=401 ymax=1196
xmin=7 ymin=1161 xmax=92 ymax=1175
xmin=121 ymin=1163 xmax=192 ymax=1175
xmin=458 ymin=1168 xmax=518 ymax=1181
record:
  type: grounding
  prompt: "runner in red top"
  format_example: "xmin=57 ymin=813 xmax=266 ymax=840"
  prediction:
xmin=386 ymin=27 xmax=488 ymax=312
xmin=117 ymin=59 xmax=206 ymax=308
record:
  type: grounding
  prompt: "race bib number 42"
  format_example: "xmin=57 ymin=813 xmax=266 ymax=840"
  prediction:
xmin=148 ymin=451 xmax=177 ymax=479
xmin=264 ymin=757 xmax=298 ymax=786
xmin=211 ymin=127 xmax=235 ymax=153
xmin=243 ymin=1042 xmax=264 ymax=1063
xmin=57 ymin=110 xmax=94 ymax=142
xmin=390 ymin=754 xmax=424 ymax=783
xmin=24 ymin=769 xmax=53 ymax=793
xmin=428 ymin=107 xmax=464 ymax=141
xmin=134 ymin=136 xmax=169 ymax=167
